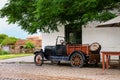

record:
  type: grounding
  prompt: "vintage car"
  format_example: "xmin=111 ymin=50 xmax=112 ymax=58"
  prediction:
xmin=34 ymin=36 xmax=101 ymax=67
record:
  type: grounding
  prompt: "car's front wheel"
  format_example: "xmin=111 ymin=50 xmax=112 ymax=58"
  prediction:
xmin=34 ymin=53 xmax=43 ymax=66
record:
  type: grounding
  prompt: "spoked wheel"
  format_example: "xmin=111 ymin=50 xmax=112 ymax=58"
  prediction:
xmin=34 ymin=53 xmax=43 ymax=66
xmin=70 ymin=53 xmax=84 ymax=68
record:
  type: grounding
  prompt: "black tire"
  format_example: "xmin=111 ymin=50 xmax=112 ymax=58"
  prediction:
xmin=34 ymin=53 xmax=43 ymax=66
xmin=70 ymin=53 xmax=84 ymax=68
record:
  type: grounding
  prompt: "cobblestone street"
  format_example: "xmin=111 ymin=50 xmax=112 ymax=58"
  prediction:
xmin=0 ymin=56 xmax=120 ymax=80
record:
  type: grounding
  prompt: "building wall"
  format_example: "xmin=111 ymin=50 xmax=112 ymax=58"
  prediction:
xmin=2 ymin=46 xmax=9 ymax=52
xmin=82 ymin=27 xmax=120 ymax=51
xmin=42 ymin=25 xmax=65 ymax=49
xmin=42 ymin=21 xmax=120 ymax=52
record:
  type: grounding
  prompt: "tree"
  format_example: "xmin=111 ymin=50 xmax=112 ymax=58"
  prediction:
xmin=0 ymin=0 xmax=120 ymax=33
xmin=0 ymin=34 xmax=8 ymax=44
xmin=24 ymin=42 xmax=35 ymax=49
xmin=1 ymin=37 xmax=18 ymax=46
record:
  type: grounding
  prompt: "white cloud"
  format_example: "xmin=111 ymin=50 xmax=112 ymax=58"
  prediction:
xmin=0 ymin=18 xmax=13 ymax=31
xmin=0 ymin=18 xmax=41 ymax=39
xmin=0 ymin=18 xmax=29 ymax=39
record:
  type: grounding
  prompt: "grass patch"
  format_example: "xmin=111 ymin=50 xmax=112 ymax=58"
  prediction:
xmin=0 ymin=53 xmax=33 ymax=60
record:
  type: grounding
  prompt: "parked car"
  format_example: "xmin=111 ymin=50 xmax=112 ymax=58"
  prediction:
xmin=34 ymin=36 xmax=101 ymax=67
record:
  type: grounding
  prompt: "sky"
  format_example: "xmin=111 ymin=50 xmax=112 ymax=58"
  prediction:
xmin=0 ymin=0 xmax=41 ymax=39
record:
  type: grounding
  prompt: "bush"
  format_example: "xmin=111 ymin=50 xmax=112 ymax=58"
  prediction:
xmin=0 ymin=50 xmax=9 ymax=55
xmin=24 ymin=42 xmax=35 ymax=49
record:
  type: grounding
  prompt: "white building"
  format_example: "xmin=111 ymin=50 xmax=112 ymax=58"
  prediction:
xmin=42 ymin=25 xmax=65 ymax=49
xmin=42 ymin=16 xmax=120 ymax=53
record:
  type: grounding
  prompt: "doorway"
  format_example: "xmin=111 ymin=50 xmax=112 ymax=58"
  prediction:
xmin=65 ymin=25 xmax=82 ymax=44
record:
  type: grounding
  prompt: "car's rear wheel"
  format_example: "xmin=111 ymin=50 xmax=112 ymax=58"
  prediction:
xmin=70 ymin=53 xmax=84 ymax=68
xmin=34 ymin=53 xmax=43 ymax=66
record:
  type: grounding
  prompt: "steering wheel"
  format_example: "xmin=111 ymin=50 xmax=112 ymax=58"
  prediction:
xmin=60 ymin=39 xmax=65 ymax=45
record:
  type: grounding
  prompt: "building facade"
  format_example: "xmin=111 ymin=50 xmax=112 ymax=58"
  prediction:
xmin=11 ymin=36 xmax=42 ymax=53
xmin=42 ymin=21 xmax=120 ymax=52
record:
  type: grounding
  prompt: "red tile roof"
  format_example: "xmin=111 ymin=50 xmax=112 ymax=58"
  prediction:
xmin=15 ymin=39 xmax=26 ymax=45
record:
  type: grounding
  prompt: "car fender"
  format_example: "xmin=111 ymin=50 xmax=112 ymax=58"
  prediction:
xmin=34 ymin=49 xmax=44 ymax=55
xmin=68 ymin=50 xmax=86 ymax=61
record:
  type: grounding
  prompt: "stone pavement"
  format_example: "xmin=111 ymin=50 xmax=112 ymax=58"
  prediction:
xmin=0 ymin=55 xmax=120 ymax=80
xmin=0 ymin=63 xmax=120 ymax=80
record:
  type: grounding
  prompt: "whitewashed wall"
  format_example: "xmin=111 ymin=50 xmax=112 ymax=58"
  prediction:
xmin=42 ymin=20 xmax=120 ymax=52
xmin=82 ymin=27 xmax=120 ymax=51
xmin=42 ymin=25 xmax=65 ymax=49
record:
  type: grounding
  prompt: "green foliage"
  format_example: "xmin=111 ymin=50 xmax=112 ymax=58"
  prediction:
xmin=0 ymin=34 xmax=8 ymax=44
xmin=0 ymin=50 xmax=9 ymax=55
xmin=97 ymin=11 xmax=117 ymax=22
xmin=24 ymin=42 xmax=35 ymax=49
xmin=0 ymin=0 xmax=120 ymax=33
xmin=0 ymin=0 xmax=36 ymax=33
xmin=1 ymin=37 xmax=18 ymax=46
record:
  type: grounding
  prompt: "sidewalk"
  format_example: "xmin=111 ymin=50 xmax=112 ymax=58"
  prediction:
xmin=0 ymin=55 xmax=34 ymax=63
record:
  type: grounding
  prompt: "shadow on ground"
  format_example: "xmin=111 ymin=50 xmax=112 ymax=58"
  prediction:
xmin=44 ymin=61 xmax=120 ymax=69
